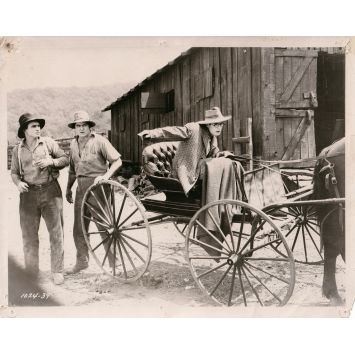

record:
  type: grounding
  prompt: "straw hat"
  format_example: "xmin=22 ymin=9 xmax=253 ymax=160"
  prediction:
xmin=68 ymin=110 xmax=96 ymax=129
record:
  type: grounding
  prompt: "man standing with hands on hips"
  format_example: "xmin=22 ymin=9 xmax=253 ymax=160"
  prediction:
xmin=11 ymin=113 xmax=69 ymax=285
xmin=66 ymin=110 xmax=122 ymax=274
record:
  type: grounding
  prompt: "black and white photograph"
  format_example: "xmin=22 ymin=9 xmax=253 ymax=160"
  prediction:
xmin=0 ymin=36 xmax=354 ymax=318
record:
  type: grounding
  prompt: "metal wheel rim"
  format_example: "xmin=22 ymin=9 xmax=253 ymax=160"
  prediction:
xmin=81 ymin=180 xmax=152 ymax=283
xmin=185 ymin=199 xmax=295 ymax=307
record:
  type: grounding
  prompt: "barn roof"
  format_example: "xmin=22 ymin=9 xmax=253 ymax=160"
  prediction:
xmin=103 ymin=47 xmax=194 ymax=112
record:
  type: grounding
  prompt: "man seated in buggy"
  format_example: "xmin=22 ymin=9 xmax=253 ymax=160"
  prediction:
xmin=138 ymin=107 xmax=244 ymax=258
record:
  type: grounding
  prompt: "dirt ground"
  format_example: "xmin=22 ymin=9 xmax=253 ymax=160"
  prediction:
xmin=6 ymin=168 xmax=346 ymax=312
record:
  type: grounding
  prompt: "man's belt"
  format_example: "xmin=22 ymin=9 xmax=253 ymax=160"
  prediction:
xmin=27 ymin=180 xmax=56 ymax=190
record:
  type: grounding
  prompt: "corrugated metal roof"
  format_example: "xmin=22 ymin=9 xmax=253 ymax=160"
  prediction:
xmin=102 ymin=48 xmax=194 ymax=112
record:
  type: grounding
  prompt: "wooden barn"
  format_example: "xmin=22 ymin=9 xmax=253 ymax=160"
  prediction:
xmin=103 ymin=47 xmax=345 ymax=168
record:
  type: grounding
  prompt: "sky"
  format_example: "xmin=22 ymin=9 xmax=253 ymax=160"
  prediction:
xmin=3 ymin=36 xmax=350 ymax=93
xmin=3 ymin=37 xmax=195 ymax=91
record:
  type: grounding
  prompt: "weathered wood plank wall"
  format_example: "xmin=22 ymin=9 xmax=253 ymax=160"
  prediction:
xmin=111 ymin=47 xmax=261 ymax=163
xmin=109 ymin=46 xmax=342 ymax=165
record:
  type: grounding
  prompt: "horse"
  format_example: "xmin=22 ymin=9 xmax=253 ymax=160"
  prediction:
xmin=312 ymin=137 xmax=345 ymax=305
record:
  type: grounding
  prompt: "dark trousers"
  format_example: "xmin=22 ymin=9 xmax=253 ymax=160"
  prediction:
xmin=73 ymin=177 xmax=113 ymax=266
xmin=19 ymin=180 xmax=64 ymax=274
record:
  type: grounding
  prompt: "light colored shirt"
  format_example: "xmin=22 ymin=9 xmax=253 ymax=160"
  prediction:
xmin=69 ymin=133 xmax=121 ymax=178
xmin=11 ymin=136 xmax=69 ymax=185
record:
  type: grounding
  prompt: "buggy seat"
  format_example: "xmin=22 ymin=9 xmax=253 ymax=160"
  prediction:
xmin=141 ymin=142 xmax=201 ymax=216
xmin=142 ymin=141 xmax=183 ymax=194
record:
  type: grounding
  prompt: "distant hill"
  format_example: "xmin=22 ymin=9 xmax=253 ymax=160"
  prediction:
xmin=7 ymin=82 xmax=134 ymax=144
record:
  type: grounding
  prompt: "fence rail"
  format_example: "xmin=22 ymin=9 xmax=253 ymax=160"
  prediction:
xmin=7 ymin=137 xmax=72 ymax=170
xmin=7 ymin=131 xmax=109 ymax=170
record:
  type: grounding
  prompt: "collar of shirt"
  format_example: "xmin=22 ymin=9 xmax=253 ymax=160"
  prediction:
xmin=20 ymin=136 xmax=45 ymax=150
xmin=75 ymin=132 xmax=96 ymax=141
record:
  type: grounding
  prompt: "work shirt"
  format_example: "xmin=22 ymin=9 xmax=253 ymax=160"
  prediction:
xmin=11 ymin=136 xmax=69 ymax=185
xmin=69 ymin=133 xmax=121 ymax=178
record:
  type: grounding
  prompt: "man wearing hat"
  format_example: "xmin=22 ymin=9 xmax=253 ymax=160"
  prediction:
xmin=66 ymin=110 xmax=122 ymax=274
xmin=139 ymin=107 xmax=244 ymax=258
xmin=11 ymin=113 xmax=69 ymax=285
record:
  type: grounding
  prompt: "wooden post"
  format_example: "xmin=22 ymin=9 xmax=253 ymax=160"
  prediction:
xmin=248 ymin=117 xmax=253 ymax=170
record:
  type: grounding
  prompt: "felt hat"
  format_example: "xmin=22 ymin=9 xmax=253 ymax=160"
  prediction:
xmin=17 ymin=113 xmax=45 ymax=139
xmin=197 ymin=107 xmax=231 ymax=125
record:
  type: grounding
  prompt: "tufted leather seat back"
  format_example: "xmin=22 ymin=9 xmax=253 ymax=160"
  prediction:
xmin=142 ymin=141 xmax=180 ymax=178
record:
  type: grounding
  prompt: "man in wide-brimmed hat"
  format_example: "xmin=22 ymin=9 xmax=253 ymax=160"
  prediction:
xmin=66 ymin=110 xmax=122 ymax=274
xmin=138 ymin=107 xmax=244 ymax=258
xmin=11 ymin=113 xmax=69 ymax=285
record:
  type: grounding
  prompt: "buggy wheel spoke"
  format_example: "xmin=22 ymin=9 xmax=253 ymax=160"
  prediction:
xmin=110 ymin=186 xmax=116 ymax=221
xmin=291 ymin=225 xmax=301 ymax=252
xmin=224 ymin=206 xmax=235 ymax=251
xmin=116 ymin=237 xmax=127 ymax=279
xmin=241 ymin=266 xmax=263 ymax=306
xmin=89 ymin=190 xmax=112 ymax=225
xmin=284 ymin=222 xmax=299 ymax=238
xmin=112 ymin=238 xmax=117 ymax=276
xmin=237 ymin=266 xmax=247 ymax=306
xmin=92 ymin=234 xmax=111 ymax=252
xmin=102 ymin=236 xmax=114 ymax=266
xmin=80 ymin=230 xmax=107 ymax=237
xmin=302 ymin=225 xmax=308 ymax=263
xmin=207 ymin=210 xmax=232 ymax=252
xmin=117 ymin=208 xmax=139 ymax=229
xmin=121 ymin=232 xmax=149 ymax=249
xmin=83 ymin=214 xmax=110 ymax=229
xmin=237 ymin=210 xmax=247 ymax=253
xmin=289 ymin=205 xmax=301 ymax=217
xmin=307 ymin=220 xmax=320 ymax=228
xmin=228 ymin=265 xmax=237 ymax=306
xmin=244 ymin=257 xmax=290 ymax=262
xmin=84 ymin=201 xmax=111 ymax=226
xmin=243 ymin=264 xmax=282 ymax=304
xmin=209 ymin=264 xmax=233 ymax=297
xmin=120 ymin=237 xmax=145 ymax=263
xmin=239 ymin=219 xmax=267 ymax=254
xmin=195 ymin=220 xmax=230 ymax=253
xmin=304 ymin=224 xmax=323 ymax=260
xmin=197 ymin=261 xmax=229 ymax=279
xmin=118 ymin=238 xmax=138 ymax=275
xmin=306 ymin=222 xmax=321 ymax=236
xmin=115 ymin=193 xmax=127 ymax=227
xmin=100 ymin=184 xmax=114 ymax=223
xmin=277 ymin=209 xmax=298 ymax=218
xmin=241 ymin=238 xmax=282 ymax=256
xmin=188 ymin=236 xmax=230 ymax=257
xmin=244 ymin=261 xmax=289 ymax=284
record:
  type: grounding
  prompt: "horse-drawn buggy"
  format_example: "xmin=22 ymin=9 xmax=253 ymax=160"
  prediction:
xmin=79 ymin=136 xmax=345 ymax=307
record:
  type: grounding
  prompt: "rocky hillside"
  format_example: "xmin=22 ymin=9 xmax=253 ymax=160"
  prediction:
xmin=7 ymin=82 xmax=134 ymax=143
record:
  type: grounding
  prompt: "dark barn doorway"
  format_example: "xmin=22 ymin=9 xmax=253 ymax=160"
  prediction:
xmin=315 ymin=52 xmax=345 ymax=154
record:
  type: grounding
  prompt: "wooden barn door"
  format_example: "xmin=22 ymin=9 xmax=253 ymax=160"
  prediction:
xmin=274 ymin=49 xmax=318 ymax=163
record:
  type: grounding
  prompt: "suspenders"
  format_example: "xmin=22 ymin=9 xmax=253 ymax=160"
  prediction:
xmin=17 ymin=139 xmax=53 ymax=182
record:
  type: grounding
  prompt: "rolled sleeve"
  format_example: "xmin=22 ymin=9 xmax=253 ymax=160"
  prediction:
xmin=100 ymin=138 xmax=121 ymax=164
xmin=45 ymin=138 xmax=69 ymax=169
xmin=10 ymin=145 xmax=20 ymax=176
xmin=68 ymin=154 xmax=76 ymax=175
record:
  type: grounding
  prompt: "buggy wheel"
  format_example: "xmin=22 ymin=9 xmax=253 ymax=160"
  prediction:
xmin=266 ymin=203 xmax=323 ymax=265
xmin=172 ymin=218 xmax=196 ymax=238
xmin=186 ymin=200 xmax=295 ymax=307
xmin=81 ymin=180 xmax=152 ymax=282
